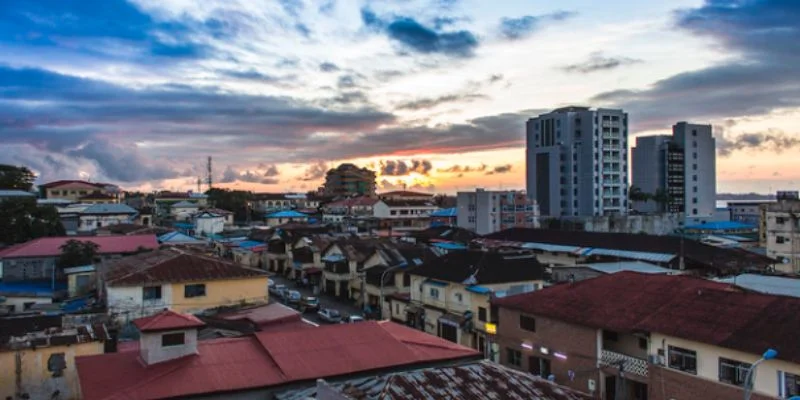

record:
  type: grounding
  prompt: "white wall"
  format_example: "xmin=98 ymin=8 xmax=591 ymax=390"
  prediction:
xmin=3 ymin=296 xmax=52 ymax=311
xmin=78 ymin=214 xmax=133 ymax=232
xmin=196 ymin=216 xmax=224 ymax=236
xmin=107 ymin=284 xmax=171 ymax=320
xmin=140 ymin=329 xmax=199 ymax=365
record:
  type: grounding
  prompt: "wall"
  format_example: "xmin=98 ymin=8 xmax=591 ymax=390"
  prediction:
xmin=2 ymin=257 xmax=58 ymax=282
xmin=67 ymin=271 xmax=96 ymax=297
xmin=650 ymin=333 xmax=800 ymax=399
xmin=195 ymin=216 xmax=225 ymax=236
xmin=140 ymin=329 xmax=198 ymax=365
xmin=78 ymin=214 xmax=133 ymax=232
xmin=2 ymin=295 xmax=52 ymax=312
xmin=169 ymin=277 xmax=269 ymax=314
xmin=495 ymin=307 xmax=600 ymax=396
xmin=107 ymin=284 xmax=172 ymax=320
xmin=649 ymin=365 xmax=774 ymax=400
xmin=0 ymin=341 xmax=104 ymax=400
xmin=571 ymin=213 xmax=682 ymax=235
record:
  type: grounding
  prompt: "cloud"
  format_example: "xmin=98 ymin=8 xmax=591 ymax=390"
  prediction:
xmin=590 ymin=0 xmax=800 ymax=132
xmin=258 ymin=164 xmax=280 ymax=177
xmin=499 ymin=11 xmax=576 ymax=40
xmin=302 ymin=162 xmax=328 ymax=181
xmin=718 ymin=129 xmax=800 ymax=157
xmin=319 ymin=1 xmax=336 ymax=15
xmin=361 ymin=8 xmax=479 ymax=58
xmin=337 ymin=75 xmax=359 ymax=88
xmin=220 ymin=166 xmax=279 ymax=185
xmin=561 ymin=52 xmax=642 ymax=74
xmin=379 ymin=160 xmax=433 ymax=176
xmin=279 ymin=0 xmax=304 ymax=18
xmin=486 ymin=164 xmax=512 ymax=175
xmin=320 ymin=62 xmax=340 ymax=72
xmin=488 ymin=74 xmax=504 ymax=83
xmin=395 ymin=93 xmax=487 ymax=111
xmin=379 ymin=179 xmax=401 ymax=190
xmin=438 ymin=164 xmax=487 ymax=173
xmin=220 ymin=69 xmax=297 ymax=84
xmin=66 ymin=140 xmax=179 ymax=182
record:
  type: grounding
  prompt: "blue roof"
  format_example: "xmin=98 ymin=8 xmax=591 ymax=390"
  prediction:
xmin=322 ymin=254 xmax=347 ymax=262
xmin=581 ymin=248 xmax=676 ymax=263
xmin=424 ymin=279 xmax=449 ymax=287
xmin=684 ymin=221 xmax=756 ymax=231
xmin=237 ymin=240 xmax=265 ymax=249
xmin=432 ymin=242 xmax=467 ymax=250
xmin=0 ymin=281 xmax=66 ymax=297
xmin=521 ymin=242 xmax=582 ymax=253
xmin=586 ymin=261 xmax=677 ymax=275
xmin=466 ymin=285 xmax=492 ymax=294
xmin=267 ymin=210 xmax=308 ymax=218
xmin=174 ymin=222 xmax=194 ymax=229
xmin=431 ymin=207 xmax=457 ymax=217
xmin=159 ymin=231 xmax=204 ymax=243
xmin=81 ymin=203 xmax=138 ymax=215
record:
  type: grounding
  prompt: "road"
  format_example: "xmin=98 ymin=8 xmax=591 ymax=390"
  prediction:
xmin=268 ymin=274 xmax=367 ymax=326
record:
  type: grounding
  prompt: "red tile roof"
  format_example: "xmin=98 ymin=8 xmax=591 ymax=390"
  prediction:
xmin=493 ymin=271 xmax=800 ymax=364
xmin=76 ymin=321 xmax=479 ymax=400
xmin=40 ymin=180 xmax=106 ymax=189
xmin=102 ymin=248 xmax=268 ymax=287
xmin=217 ymin=303 xmax=300 ymax=328
xmin=0 ymin=234 xmax=159 ymax=258
xmin=379 ymin=191 xmax=434 ymax=198
xmin=133 ymin=310 xmax=205 ymax=332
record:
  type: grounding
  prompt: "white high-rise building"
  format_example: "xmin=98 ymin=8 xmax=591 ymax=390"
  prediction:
xmin=631 ymin=122 xmax=716 ymax=219
xmin=525 ymin=107 xmax=629 ymax=217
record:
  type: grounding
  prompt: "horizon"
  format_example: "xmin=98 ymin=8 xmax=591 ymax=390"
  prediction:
xmin=1 ymin=0 xmax=798 ymax=195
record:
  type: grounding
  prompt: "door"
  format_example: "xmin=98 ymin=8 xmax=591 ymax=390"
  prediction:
xmin=605 ymin=375 xmax=616 ymax=400
xmin=75 ymin=274 xmax=92 ymax=295
xmin=438 ymin=322 xmax=458 ymax=343
xmin=528 ymin=356 xmax=552 ymax=378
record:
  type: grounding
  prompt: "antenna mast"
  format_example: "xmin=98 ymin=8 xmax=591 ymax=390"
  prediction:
xmin=206 ymin=156 xmax=213 ymax=190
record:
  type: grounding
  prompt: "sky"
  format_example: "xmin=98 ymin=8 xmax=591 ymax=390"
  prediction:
xmin=1 ymin=0 xmax=799 ymax=194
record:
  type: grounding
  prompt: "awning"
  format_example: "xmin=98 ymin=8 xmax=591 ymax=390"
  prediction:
xmin=424 ymin=279 xmax=449 ymax=287
xmin=405 ymin=305 xmax=422 ymax=314
xmin=304 ymin=267 xmax=322 ymax=274
xmin=322 ymin=254 xmax=347 ymax=262
xmin=438 ymin=313 xmax=462 ymax=328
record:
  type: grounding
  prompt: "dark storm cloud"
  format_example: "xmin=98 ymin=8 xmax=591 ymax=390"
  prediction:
xmin=499 ymin=11 xmax=576 ymax=40
xmin=379 ymin=160 xmax=433 ymax=176
xmin=301 ymin=162 xmax=329 ymax=181
xmin=718 ymin=129 xmax=800 ymax=157
xmin=361 ymin=8 xmax=479 ymax=58
xmin=562 ymin=52 xmax=642 ymax=74
xmin=591 ymin=0 xmax=800 ymax=132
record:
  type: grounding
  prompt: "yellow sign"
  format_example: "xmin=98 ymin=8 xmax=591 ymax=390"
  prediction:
xmin=485 ymin=323 xmax=497 ymax=334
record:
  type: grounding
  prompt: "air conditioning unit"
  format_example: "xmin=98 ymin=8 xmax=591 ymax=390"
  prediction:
xmin=649 ymin=354 xmax=664 ymax=365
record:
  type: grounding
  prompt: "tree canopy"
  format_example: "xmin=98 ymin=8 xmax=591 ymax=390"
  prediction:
xmin=205 ymin=188 xmax=253 ymax=222
xmin=0 ymin=198 xmax=65 ymax=245
xmin=58 ymin=240 xmax=100 ymax=268
xmin=0 ymin=164 xmax=36 ymax=191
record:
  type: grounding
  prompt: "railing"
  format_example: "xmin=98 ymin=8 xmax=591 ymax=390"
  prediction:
xmin=600 ymin=349 xmax=649 ymax=377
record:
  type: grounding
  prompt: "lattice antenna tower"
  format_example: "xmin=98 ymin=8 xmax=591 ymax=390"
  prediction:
xmin=206 ymin=156 xmax=213 ymax=190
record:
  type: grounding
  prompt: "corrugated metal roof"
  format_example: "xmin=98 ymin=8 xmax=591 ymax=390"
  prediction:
xmin=582 ymin=248 xmax=676 ymax=263
xmin=159 ymin=231 xmax=204 ymax=244
xmin=0 ymin=234 xmax=159 ymax=258
xmin=81 ymin=203 xmax=138 ymax=215
xmin=171 ymin=200 xmax=199 ymax=208
xmin=276 ymin=360 xmax=593 ymax=400
xmin=585 ymin=261 xmax=678 ymax=275
xmin=432 ymin=242 xmax=467 ymax=250
xmin=268 ymin=210 xmax=309 ymax=218
xmin=430 ymin=207 xmax=456 ymax=217
xmin=716 ymin=274 xmax=800 ymax=298
xmin=520 ymin=242 xmax=583 ymax=253
xmin=0 ymin=190 xmax=35 ymax=197
xmin=133 ymin=310 xmax=205 ymax=332
xmin=684 ymin=221 xmax=756 ymax=231
xmin=465 ymin=285 xmax=492 ymax=294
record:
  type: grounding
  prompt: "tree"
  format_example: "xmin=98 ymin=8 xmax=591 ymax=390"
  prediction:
xmin=652 ymin=189 xmax=670 ymax=213
xmin=58 ymin=240 xmax=100 ymax=268
xmin=0 ymin=164 xmax=36 ymax=191
xmin=0 ymin=198 xmax=65 ymax=245
xmin=206 ymin=188 xmax=254 ymax=222
xmin=628 ymin=185 xmax=651 ymax=203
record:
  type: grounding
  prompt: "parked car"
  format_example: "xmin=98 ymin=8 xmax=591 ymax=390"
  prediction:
xmin=317 ymin=308 xmax=342 ymax=323
xmin=268 ymin=279 xmax=275 ymax=290
xmin=286 ymin=290 xmax=302 ymax=305
xmin=299 ymin=296 xmax=320 ymax=313
xmin=342 ymin=315 xmax=365 ymax=324
xmin=270 ymin=284 xmax=286 ymax=298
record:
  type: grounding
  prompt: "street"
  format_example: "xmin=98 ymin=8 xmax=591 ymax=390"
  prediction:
xmin=268 ymin=274 xmax=367 ymax=326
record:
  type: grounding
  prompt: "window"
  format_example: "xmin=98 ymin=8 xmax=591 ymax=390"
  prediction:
xmin=777 ymin=236 xmax=788 ymax=244
xmin=719 ymin=358 xmax=751 ymax=386
xmin=507 ymin=348 xmax=522 ymax=367
xmin=455 ymin=293 xmax=463 ymax=302
xmin=395 ymin=303 xmax=400 ymax=315
xmin=668 ymin=346 xmax=697 ymax=374
xmin=638 ymin=337 xmax=648 ymax=350
xmin=692 ymin=129 xmax=697 ymax=136
xmin=478 ymin=307 xmax=487 ymax=322
xmin=429 ymin=287 xmax=440 ymax=298
xmin=184 ymin=283 xmax=206 ymax=298
xmin=776 ymin=217 xmax=786 ymax=224
xmin=143 ymin=286 xmax=162 ymax=300
xmin=161 ymin=332 xmax=185 ymax=347
xmin=781 ymin=372 xmax=800 ymax=398
xmin=603 ymin=330 xmax=619 ymax=342
xmin=519 ymin=315 xmax=536 ymax=332
xmin=529 ymin=356 xmax=551 ymax=377
xmin=47 ymin=353 xmax=67 ymax=377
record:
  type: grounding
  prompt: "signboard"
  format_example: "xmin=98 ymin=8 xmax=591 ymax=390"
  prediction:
xmin=485 ymin=323 xmax=497 ymax=335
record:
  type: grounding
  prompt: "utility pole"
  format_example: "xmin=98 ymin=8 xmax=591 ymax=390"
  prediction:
xmin=206 ymin=156 xmax=213 ymax=191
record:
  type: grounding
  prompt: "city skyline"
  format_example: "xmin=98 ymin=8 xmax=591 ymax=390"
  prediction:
xmin=1 ymin=0 xmax=798 ymax=194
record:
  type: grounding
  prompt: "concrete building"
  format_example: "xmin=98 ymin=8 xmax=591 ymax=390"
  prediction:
xmin=764 ymin=198 xmax=800 ymax=273
xmin=457 ymin=189 xmax=539 ymax=235
xmin=526 ymin=107 xmax=629 ymax=217
xmin=631 ymin=122 xmax=716 ymax=219
xmin=323 ymin=163 xmax=377 ymax=197
xmin=728 ymin=200 xmax=774 ymax=225
xmin=40 ymin=180 xmax=121 ymax=203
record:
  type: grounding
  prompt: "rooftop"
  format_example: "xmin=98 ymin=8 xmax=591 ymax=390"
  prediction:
xmin=267 ymin=210 xmax=309 ymax=218
xmin=379 ymin=190 xmax=434 ymax=198
xmin=325 ymin=196 xmax=380 ymax=208
xmin=583 ymin=261 xmax=679 ymax=275
xmin=277 ymin=360 xmax=592 ymax=400
xmin=716 ymin=273 xmax=800 ymax=298
xmin=133 ymin=310 xmax=205 ymax=332
xmin=410 ymin=250 xmax=547 ymax=285
xmin=493 ymin=272 xmax=800 ymax=364
xmin=40 ymin=180 xmax=106 ymax=189
xmin=79 ymin=192 xmax=117 ymax=200
xmin=171 ymin=200 xmax=198 ymax=208
xmin=80 ymin=203 xmax=138 ymax=215
xmin=683 ymin=221 xmax=756 ymax=231
xmin=0 ymin=190 xmax=36 ymax=198
xmin=0 ymin=234 xmax=158 ymax=258
xmin=101 ymin=248 xmax=268 ymax=287
xmin=382 ymin=199 xmax=437 ymax=208
xmin=2 ymin=324 xmax=109 ymax=351
xmin=76 ymin=321 xmax=480 ymax=400
xmin=430 ymin=207 xmax=457 ymax=217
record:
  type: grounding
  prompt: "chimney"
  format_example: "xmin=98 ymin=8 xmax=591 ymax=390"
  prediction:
xmin=133 ymin=310 xmax=205 ymax=366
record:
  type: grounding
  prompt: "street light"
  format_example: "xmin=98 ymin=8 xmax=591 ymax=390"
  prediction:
xmin=379 ymin=264 xmax=405 ymax=320
xmin=743 ymin=348 xmax=777 ymax=400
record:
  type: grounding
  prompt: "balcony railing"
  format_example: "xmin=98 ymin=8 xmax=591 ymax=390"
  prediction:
xmin=600 ymin=349 xmax=648 ymax=378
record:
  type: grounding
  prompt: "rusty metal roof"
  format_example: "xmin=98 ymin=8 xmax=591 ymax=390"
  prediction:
xmin=276 ymin=360 xmax=593 ymax=400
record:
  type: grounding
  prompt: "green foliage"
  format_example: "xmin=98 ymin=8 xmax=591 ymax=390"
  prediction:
xmin=205 ymin=188 xmax=254 ymax=222
xmin=58 ymin=240 xmax=100 ymax=268
xmin=0 ymin=164 xmax=36 ymax=191
xmin=0 ymin=198 xmax=65 ymax=245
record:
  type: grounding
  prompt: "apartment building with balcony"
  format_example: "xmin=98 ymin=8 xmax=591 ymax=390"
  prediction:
xmin=394 ymin=250 xmax=546 ymax=356
xmin=456 ymin=189 xmax=539 ymax=235
xmin=322 ymin=163 xmax=377 ymax=197
xmin=526 ymin=107 xmax=629 ymax=217
xmin=492 ymin=272 xmax=800 ymax=400
xmin=764 ymin=195 xmax=800 ymax=273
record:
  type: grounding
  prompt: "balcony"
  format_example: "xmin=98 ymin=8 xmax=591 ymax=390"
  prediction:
xmin=600 ymin=349 xmax=649 ymax=378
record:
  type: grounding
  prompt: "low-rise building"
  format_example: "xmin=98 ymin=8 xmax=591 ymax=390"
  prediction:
xmin=430 ymin=207 xmax=457 ymax=226
xmin=378 ymin=190 xmax=434 ymax=202
xmin=170 ymin=200 xmax=200 ymax=220
xmin=77 ymin=203 xmax=139 ymax=233
xmin=99 ymin=248 xmax=269 ymax=319
xmin=153 ymin=191 xmax=208 ymax=218
xmin=76 ymin=310 xmax=480 ymax=399
xmin=374 ymin=199 xmax=439 ymax=231
xmin=728 ymin=200 xmax=774 ymax=225
xmin=457 ymin=189 xmax=539 ymax=235
xmin=0 ymin=190 xmax=36 ymax=202
xmin=266 ymin=210 xmax=309 ymax=226
xmin=253 ymin=192 xmax=323 ymax=213
xmin=78 ymin=191 xmax=119 ymax=204
xmin=492 ymin=272 xmax=800 ymax=400
xmin=0 ymin=323 xmax=108 ymax=400
xmin=763 ymin=199 xmax=800 ymax=273
xmin=321 ymin=196 xmax=379 ymax=224
xmin=40 ymin=180 xmax=121 ymax=203
xmin=397 ymin=250 xmax=546 ymax=355
xmin=194 ymin=210 xmax=225 ymax=237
